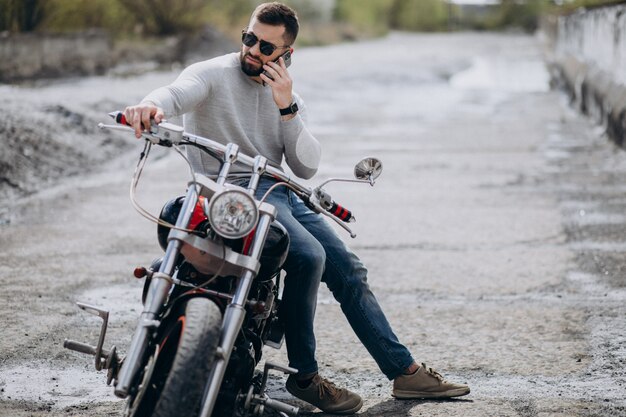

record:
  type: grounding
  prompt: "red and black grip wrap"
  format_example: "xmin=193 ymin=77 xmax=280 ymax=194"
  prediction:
xmin=329 ymin=201 xmax=353 ymax=222
xmin=109 ymin=111 xmax=130 ymax=126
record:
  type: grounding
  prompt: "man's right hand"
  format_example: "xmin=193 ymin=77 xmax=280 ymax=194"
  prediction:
xmin=123 ymin=104 xmax=165 ymax=139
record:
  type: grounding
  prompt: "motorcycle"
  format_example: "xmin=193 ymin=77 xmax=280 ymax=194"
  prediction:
xmin=63 ymin=112 xmax=383 ymax=417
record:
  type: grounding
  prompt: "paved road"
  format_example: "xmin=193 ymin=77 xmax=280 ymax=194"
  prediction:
xmin=1 ymin=32 xmax=626 ymax=416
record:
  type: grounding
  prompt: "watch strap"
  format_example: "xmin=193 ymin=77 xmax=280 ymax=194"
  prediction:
xmin=279 ymin=102 xmax=299 ymax=116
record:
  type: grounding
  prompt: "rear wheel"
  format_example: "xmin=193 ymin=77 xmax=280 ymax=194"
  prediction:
xmin=126 ymin=297 xmax=222 ymax=417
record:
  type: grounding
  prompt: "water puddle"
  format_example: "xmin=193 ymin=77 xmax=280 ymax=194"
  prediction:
xmin=450 ymin=56 xmax=550 ymax=92
xmin=566 ymin=211 xmax=626 ymax=226
xmin=0 ymin=362 xmax=119 ymax=408
xmin=568 ymin=240 xmax=626 ymax=252
xmin=0 ymin=283 xmax=141 ymax=408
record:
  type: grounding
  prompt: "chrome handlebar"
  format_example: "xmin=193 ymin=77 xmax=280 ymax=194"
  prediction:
xmin=98 ymin=119 xmax=358 ymax=237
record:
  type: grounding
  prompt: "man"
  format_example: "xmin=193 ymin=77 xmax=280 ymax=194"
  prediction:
xmin=124 ymin=2 xmax=470 ymax=414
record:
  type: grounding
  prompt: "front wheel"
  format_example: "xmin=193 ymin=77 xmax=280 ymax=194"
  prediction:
xmin=126 ymin=297 xmax=222 ymax=417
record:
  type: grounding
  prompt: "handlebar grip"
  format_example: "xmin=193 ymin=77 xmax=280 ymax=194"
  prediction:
xmin=328 ymin=201 xmax=354 ymax=223
xmin=109 ymin=111 xmax=129 ymax=126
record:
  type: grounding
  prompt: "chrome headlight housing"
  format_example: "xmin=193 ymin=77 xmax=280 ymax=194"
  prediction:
xmin=207 ymin=190 xmax=258 ymax=239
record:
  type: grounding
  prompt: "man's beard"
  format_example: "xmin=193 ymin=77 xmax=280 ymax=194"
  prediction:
xmin=240 ymin=51 xmax=263 ymax=76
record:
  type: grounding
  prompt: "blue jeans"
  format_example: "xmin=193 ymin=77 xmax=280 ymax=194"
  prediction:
xmin=245 ymin=177 xmax=414 ymax=380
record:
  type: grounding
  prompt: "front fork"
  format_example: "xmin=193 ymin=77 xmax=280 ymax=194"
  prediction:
xmin=198 ymin=211 xmax=274 ymax=417
xmin=115 ymin=185 xmax=200 ymax=397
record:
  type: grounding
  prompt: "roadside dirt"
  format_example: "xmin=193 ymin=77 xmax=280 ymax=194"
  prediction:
xmin=1 ymin=32 xmax=626 ymax=417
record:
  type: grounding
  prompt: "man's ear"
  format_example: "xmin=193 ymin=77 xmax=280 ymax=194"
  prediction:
xmin=289 ymin=47 xmax=294 ymax=54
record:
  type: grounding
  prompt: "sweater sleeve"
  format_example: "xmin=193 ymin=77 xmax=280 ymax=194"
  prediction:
xmin=141 ymin=62 xmax=211 ymax=118
xmin=281 ymin=97 xmax=321 ymax=179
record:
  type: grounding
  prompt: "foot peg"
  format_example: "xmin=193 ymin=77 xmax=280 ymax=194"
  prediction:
xmin=63 ymin=302 xmax=122 ymax=385
xmin=242 ymin=361 xmax=299 ymax=416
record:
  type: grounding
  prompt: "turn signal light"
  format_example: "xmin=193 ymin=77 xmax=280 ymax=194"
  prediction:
xmin=133 ymin=267 xmax=148 ymax=279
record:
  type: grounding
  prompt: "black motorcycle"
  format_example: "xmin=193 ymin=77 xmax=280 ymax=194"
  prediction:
xmin=64 ymin=112 xmax=382 ymax=417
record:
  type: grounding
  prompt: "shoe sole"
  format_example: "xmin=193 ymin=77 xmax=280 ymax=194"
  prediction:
xmin=325 ymin=398 xmax=363 ymax=415
xmin=286 ymin=385 xmax=364 ymax=415
xmin=392 ymin=387 xmax=470 ymax=400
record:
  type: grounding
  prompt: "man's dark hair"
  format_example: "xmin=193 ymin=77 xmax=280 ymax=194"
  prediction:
xmin=252 ymin=2 xmax=299 ymax=45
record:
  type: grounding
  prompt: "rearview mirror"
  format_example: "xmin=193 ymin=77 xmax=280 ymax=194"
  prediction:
xmin=354 ymin=158 xmax=383 ymax=182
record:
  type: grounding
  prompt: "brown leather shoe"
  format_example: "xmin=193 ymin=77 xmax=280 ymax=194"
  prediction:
xmin=393 ymin=363 xmax=470 ymax=399
xmin=286 ymin=373 xmax=363 ymax=414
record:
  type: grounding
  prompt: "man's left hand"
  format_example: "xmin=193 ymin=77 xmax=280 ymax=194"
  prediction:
xmin=260 ymin=57 xmax=293 ymax=111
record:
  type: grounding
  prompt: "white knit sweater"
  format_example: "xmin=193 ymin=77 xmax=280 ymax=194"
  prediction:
xmin=142 ymin=52 xmax=321 ymax=179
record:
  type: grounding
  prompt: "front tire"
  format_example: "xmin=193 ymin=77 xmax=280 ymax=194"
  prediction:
xmin=127 ymin=297 xmax=222 ymax=417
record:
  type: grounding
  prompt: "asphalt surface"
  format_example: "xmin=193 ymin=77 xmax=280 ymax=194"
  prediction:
xmin=1 ymin=32 xmax=626 ymax=417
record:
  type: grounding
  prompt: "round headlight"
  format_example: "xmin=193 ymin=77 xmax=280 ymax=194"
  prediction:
xmin=207 ymin=190 xmax=258 ymax=239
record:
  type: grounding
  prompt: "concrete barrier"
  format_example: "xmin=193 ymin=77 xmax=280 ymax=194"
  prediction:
xmin=0 ymin=28 xmax=237 ymax=83
xmin=546 ymin=4 xmax=626 ymax=146
xmin=0 ymin=31 xmax=112 ymax=83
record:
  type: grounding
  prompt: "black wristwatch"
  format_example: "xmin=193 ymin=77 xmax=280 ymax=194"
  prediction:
xmin=279 ymin=102 xmax=299 ymax=116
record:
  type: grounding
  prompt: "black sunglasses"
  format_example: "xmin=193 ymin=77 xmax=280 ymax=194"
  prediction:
xmin=241 ymin=30 xmax=289 ymax=56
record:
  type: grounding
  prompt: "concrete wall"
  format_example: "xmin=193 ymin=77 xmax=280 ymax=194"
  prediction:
xmin=548 ymin=4 xmax=626 ymax=146
xmin=0 ymin=28 xmax=238 ymax=83
xmin=0 ymin=31 xmax=112 ymax=82
xmin=556 ymin=5 xmax=626 ymax=86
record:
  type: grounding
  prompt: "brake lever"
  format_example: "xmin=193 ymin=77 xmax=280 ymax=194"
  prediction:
xmin=305 ymin=194 xmax=356 ymax=238
xmin=321 ymin=209 xmax=357 ymax=238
